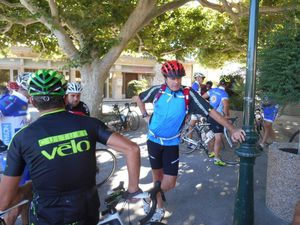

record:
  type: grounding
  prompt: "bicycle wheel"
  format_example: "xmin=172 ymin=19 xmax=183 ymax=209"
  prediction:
xmin=96 ymin=149 xmax=117 ymax=187
xmin=289 ymin=130 xmax=300 ymax=143
xmin=221 ymin=128 xmax=240 ymax=166
xmin=127 ymin=111 xmax=140 ymax=131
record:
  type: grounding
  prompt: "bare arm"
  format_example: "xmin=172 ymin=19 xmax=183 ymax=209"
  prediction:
xmin=132 ymin=95 xmax=150 ymax=121
xmin=222 ymin=99 xmax=230 ymax=118
xmin=293 ymin=200 xmax=300 ymax=225
xmin=0 ymin=176 xmax=22 ymax=210
xmin=106 ymin=133 xmax=140 ymax=193
xmin=209 ymin=109 xmax=245 ymax=142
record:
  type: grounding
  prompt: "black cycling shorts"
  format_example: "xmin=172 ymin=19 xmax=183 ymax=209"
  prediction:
xmin=208 ymin=117 xmax=224 ymax=134
xmin=147 ymin=140 xmax=179 ymax=176
xmin=30 ymin=187 xmax=99 ymax=225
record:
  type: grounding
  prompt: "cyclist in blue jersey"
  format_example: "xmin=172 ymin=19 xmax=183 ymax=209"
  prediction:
xmin=0 ymin=69 xmax=141 ymax=225
xmin=260 ymin=96 xmax=279 ymax=148
xmin=65 ymin=82 xmax=90 ymax=116
xmin=133 ymin=60 xmax=245 ymax=222
xmin=202 ymin=76 xmax=231 ymax=166
xmin=0 ymin=72 xmax=32 ymax=225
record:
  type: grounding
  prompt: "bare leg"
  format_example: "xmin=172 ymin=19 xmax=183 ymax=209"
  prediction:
xmin=151 ymin=169 xmax=176 ymax=208
xmin=261 ymin=121 xmax=274 ymax=144
xmin=188 ymin=119 xmax=197 ymax=139
xmin=213 ymin=133 xmax=223 ymax=158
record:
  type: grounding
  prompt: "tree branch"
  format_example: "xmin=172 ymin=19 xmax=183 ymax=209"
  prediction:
xmin=20 ymin=0 xmax=79 ymax=59
xmin=0 ymin=21 xmax=12 ymax=34
xmin=0 ymin=14 xmax=39 ymax=33
xmin=0 ymin=0 xmax=24 ymax=8
xmin=142 ymin=0 xmax=191 ymax=28
xmin=136 ymin=33 xmax=144 ymax=53
xmin=48 ymin=0 xmax=59 ymax=18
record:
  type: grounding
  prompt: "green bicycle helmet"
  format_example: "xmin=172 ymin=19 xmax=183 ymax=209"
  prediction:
xmin=28 ymin=69 xmax=67 ymax=96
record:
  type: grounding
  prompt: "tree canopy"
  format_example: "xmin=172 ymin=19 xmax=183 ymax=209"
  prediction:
xmin=0 ymin=0 xmax=298 ymax=116
xmin=1 ymin=0 xmax=297 ymax=66
xmin=257 ymin=17 xmax=300 ymax=105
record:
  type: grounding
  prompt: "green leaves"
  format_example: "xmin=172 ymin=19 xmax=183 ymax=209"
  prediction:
xmin=257 ymin=21 xmax=300 ymax=105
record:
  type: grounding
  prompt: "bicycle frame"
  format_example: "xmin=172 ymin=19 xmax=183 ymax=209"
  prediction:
xmin=181 ymin=122 xmax=212 ymax=149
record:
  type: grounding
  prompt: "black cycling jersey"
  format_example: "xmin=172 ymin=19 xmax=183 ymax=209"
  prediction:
xmin=5 ymin=109 xmax=112 ymax=194
xmin=65 ymin=101 xmax=90 ymax=116
xmin=5 ymin=109 xmax=112 ymax=224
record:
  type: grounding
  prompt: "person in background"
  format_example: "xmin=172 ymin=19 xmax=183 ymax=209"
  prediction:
xmin=0 ymin=69 xmax=141 ymax=225
xmin=188 ymin=72 xmax=208 ymax=147
xmin=260 ymin=96 xmax=279 ymax=148
xmin=191 ymin=72 xmax=207 ymax=95
xmin=0 ymin=73 xmax=32 ymax=225
xmin=206 ymin=81 xmax=213 ymax=91
xmin=202 ymin=76 xmax=231 ymax=166
xmin=6 ymin=81 xmax=19 ymax=93
xmin=65 ymin=82 xmax=90 ymax=116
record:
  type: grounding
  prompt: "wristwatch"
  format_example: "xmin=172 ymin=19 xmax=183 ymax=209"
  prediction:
xmin=142 ymin=112 xmax=149 ymax=118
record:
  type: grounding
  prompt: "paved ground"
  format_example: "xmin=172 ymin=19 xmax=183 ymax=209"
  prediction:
xmin=97 ymin=112 xmax=299 ymax=225
xmin=12 ymin=105 xmax=299 ymax=225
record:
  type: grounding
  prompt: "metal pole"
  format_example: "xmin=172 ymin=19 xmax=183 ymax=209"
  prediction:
xmin=233 ymin=0 xmax=262 ymax=224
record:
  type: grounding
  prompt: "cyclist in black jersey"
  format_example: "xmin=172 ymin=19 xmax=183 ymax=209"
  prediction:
xmin=65 ymin=82 xmax=90 ymax=116
xmin=0 ymin=69 xmax=141 ymax=225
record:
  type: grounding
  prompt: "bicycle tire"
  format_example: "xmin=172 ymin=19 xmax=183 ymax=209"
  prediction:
xmin=289 ymin=130 xmax=300 ymax=143
xmin=96 ymin=149 xmax=117 ymax=187
xmin=127 ymin=111 xmax=140 ymax=131
xmin=221 ymin=127 xmax=239 ymax=166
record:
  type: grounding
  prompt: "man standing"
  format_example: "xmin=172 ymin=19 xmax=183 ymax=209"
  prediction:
xmin=202 ymin=76 xmax=231 ymax=166
xmin=0 ymin=69 xmax=141 ymax=225
xmin=65 ymin=82 xmax=90 ymax=116
xmin=133 ymin=61 xmax=245 ymax=222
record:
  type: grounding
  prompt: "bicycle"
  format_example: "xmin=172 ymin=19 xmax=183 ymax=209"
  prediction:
xmin=110 ymin=103 xmax=140 ymax=132
xmin=221 ymin=117 xmax=240 ymax=165
xmin=98 ymin=181 xmax=166 ymax=225
xmin=180 ymin=115 xmax=214 ymax=155
xmin=180 ymin=116 xmax=240 ymax=165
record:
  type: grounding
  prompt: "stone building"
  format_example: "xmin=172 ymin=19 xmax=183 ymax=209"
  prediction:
xmin=0 ymin=46 xmax=194 ymax=100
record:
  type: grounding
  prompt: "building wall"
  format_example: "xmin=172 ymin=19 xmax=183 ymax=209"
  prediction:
xmin=0 ymin=47 xmax=195 ymax=100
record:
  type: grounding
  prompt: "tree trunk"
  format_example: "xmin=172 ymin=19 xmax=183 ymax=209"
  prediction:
xmin=80 ymin=60 xmax=109 ymax=118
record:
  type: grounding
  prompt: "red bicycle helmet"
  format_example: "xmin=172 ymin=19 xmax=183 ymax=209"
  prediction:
xmin=7 ymin=81 xmax=19 ymax=91
xmin=161 ymin=60 xmax=186 ymax=78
